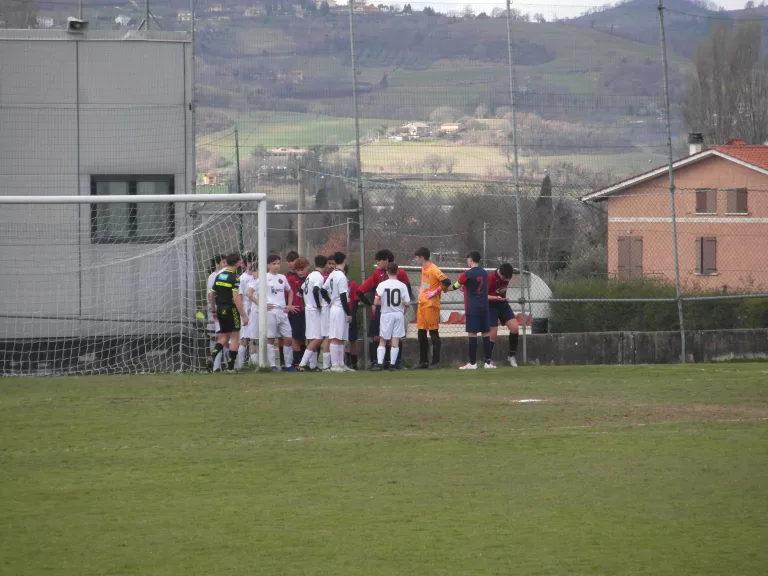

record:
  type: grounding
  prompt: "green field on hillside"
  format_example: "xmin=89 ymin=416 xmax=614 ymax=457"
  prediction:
xmin=2 ymin=365 xmax=766 ymax=575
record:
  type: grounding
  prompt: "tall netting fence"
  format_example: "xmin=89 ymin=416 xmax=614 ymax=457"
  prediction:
xmin=5 ymin=0 xmax=768 ymax=366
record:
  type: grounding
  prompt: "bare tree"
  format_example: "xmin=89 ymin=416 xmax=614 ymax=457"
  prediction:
xmin=424 ymin=154 xmax=443 ymax=174
xmin=683 ymin=19 xmax=768 ymax=145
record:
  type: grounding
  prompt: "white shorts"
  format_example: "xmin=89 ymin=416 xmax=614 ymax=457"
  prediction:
xmin=328 ymin=306 xmax=350 ymax=341
xmin=267 ymin=308 xmax=292 ymax=339
xmin=320 ymin=306 xmax=330 ymax=337
xmin=305 ymin=309 xmax=323 ymax=340
xmin=243 ymin=308 xmax=259 ymax=339
xmin=379 ymin=313 xmax=406 ymax=340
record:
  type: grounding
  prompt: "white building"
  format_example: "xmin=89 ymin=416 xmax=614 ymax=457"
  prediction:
xmin=36 ymin=16 xmax=54 ymax=28
xmin=0 ymin=29 xmax=195 ymax=370
xmin=114 ymin=15 xmax=132 ymax=26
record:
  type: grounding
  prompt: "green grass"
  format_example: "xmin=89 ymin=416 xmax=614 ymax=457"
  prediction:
xmin=2 ymin=365 xmax=767 ymax=575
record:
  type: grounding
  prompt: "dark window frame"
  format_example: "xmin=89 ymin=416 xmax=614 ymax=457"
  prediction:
xmin=696 ymin=236 xmax=717 ymax=275
xmin=90 ymin=175 xmax=175 ymax=244
xmin=726 ymin=188 xmax=748 ymax=214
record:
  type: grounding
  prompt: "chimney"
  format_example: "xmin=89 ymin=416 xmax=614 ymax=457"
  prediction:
xmin=688 ymin=132 xmax=704 ymax=155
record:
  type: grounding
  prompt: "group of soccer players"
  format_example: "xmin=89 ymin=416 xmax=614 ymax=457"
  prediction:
xmin=205 ymin=246 xmax=520 ymax=373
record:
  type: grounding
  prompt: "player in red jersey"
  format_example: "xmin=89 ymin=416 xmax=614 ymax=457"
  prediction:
xmin=487 ymin=262 xmax=519 ymax=367
xmin=356 ymin=249 xmax=413 ymax=369
xmin=344 ymin=263 xmax=360 ymax=369
xmin=286 ymin=254 xmax=309 ymax=368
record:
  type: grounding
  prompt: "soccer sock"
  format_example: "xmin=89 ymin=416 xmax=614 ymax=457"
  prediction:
xmin=212 ymin=343 xmax=226 ymax=370
xmin=283 ymin=346 xmax=293 ymax=368
xmin=299 ymin=348 xmax=313 ymax=367
xmin=418 ymin=329 xmax=429 ymax=364
xmin=237 ymin=344 xmax=247 ymax=368
xmin=390 ymin=346 xmax=400 ymax=366
xmin=330 ymin=344 xmax=342 ymax=366
xmin=377 ymin=345 xmax=386 ymax=366
xmin=310 ymin=351 xmax=318 ymax=369
xmin=350 ymin=354 xmax=357 ymax=368
xmin=483 ymin=336 xmax=494 ymax=364
xmin=300 ymin=344 xmax=307 ymax=362
xmin=468 ymin=337 xmax=478 ymax=365
xmin=429 ymin=330 xmax=441 ymax=365
xmin=509 ymin=333 xmax=519 ymax=357
xmin=279 ymin=346 xmax=285 ymax=367
xmin=369 ymin=340 xmax=378 ymax=364
xmin=384 ymin=345 xmax=391 ymax=367
xmin=267 ymin=343 xmax=276 ymax=367
xmin=323 ymin=352 xmax=331 ymax=369
xmin=227 ymin=350 xmax=238 ymax=371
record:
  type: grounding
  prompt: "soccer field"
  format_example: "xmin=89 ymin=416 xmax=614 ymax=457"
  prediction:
xmin=2 ymin=365 xmax=767 ymax=575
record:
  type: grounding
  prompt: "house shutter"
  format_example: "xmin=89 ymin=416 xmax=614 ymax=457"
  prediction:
xmin=695 ymin=190 xmax=707 ymax=213
xmin=702 ymin=237 xmax=717 ymax=274
xmin=630 ymin=237 xmax=643 ymax=279
xmin=696 ymin=238 xmax=702 ymax=273
xmin=736 ymin=188 xmax=748 ymax=213
xmin=618 ymin=236 xmax=629 ymax=281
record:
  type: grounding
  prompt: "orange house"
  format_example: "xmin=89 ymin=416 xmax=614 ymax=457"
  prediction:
xmin=582 ymin=139 xmax=768 ymax=291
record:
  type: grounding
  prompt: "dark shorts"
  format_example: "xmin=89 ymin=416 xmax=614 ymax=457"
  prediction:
xmin=289 ymin=311 xmax=306 ymax=342
xmin=368 ymin=305 xmax=381 ymax=338
xmin=349 ymin=310 xmax=358 ymax=342
xmin=489 ymin=301 xmax=515 ymax=326
xmin=217 ymin=304 xmax=240 ymax=334
xmin=465 ymin=308 xmax=490 ymax=334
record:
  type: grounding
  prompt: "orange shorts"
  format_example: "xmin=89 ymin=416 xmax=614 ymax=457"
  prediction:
xmin=416 ymin=305 xmax=441 ymax=331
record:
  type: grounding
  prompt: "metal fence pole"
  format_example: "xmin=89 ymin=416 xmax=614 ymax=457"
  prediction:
xmin=506 ymin=0 xmax=527 ymax=364
xmin=190 ymin=0 xmax=197 ymax=197
xmin=349 ymin=0 xmax=369 ymax=369
xmin=235 ymin=128 xmax=244 ymax=253
xmin=258 ymin=199 xmax=269 ymax=369
xmin=658 ymin=0 xmax=686 ymax=363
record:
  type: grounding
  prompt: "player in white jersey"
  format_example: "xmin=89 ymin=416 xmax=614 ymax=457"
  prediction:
xmin=236 ymin=252 xmax=256 ymax=369
xmin=321 ymin=251 xmax=354 ymax=372
xmin=319 ymin=254 xmax=335 ymax=370
xmin=206 ymin=254 xmax=228 ymax=371
xmin=296 ymin=255 xmax=328 ymax=372
xmin=373 ymin=262 xmax=411 ymax=371
xmin=261 ymin=254 xmax=297 ymax=372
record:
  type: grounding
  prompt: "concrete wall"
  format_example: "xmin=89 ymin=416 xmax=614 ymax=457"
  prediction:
xmin=607 ymin=155 xmax=768 ymax=290
xmin=399 ymin=329 xmax=768 ymax=366
xmin=0 ymin=30 xmax=193 ymax=339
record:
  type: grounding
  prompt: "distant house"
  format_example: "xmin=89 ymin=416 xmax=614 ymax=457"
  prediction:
xmin=207 ymin=3 xmax=224 ymax=12
xmin=276 ymin=70 xmax=304 ymax=83
xmin=114 ymin=15 xmax=132 ymax=27
xmin=439 ymin=122 xmax=465 ymax=134
xmin=400 ymin=122 xmax=431 ymax=138
xmin=244 ymin=6 xmax=263 ymax=17
xmin=36 ymin=16 xmax=54 ymax=28
xmin=177 ymin=11 xmax=193 ymax=21
xmin=582 ymin=136 xmax=768 ymax=290
xmin=268 ymin=147 xmax=308 ymax=157
xmin=201 ymin=172 xmax=218 ymax=185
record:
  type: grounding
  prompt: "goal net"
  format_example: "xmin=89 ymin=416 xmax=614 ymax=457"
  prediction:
xmin=0 ymin=193 xmax=268 ymax=376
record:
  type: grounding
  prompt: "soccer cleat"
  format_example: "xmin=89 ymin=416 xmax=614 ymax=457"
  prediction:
xmin=414 ymin=363 xmax=430 ymax=370
xmin=307 ymin=366 xmax=322 ymax=372
xmin=205 ymin=358 xmax=214 ymax=373
xmin=370 ymin=365 xmax=383 ymax=372
xmin=459 ymin=363 xmax=477 ymax=370
xmin=342 ymin=365 xmax=356 ymax=372
xmin=330 ymin=365 xmax=346 ymax=373
xmin=271 ymin=366 xmax=280 ymax=373
xmin=282 ymin=366 xmax=298 ymax=373
xmin=225 ymin=368 xmax=237 ymax=374
xmin=388 ymin=365 xmax=396 ymax=372
xmin=296 ymin=365 xmax=308 ymax=372
xmin=484 ymin=362 xmax=497 ymax=369
xmin=394 ymin=362 xmax=408 ymax=371
xmin=429 ymin=363 xmax=441 ymax=370
xmin=508 ymin=356 xmax=518 ymax=367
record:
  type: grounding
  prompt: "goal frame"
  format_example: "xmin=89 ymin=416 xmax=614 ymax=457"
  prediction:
xmin=0 ymin=193 xmax=270 ymax=371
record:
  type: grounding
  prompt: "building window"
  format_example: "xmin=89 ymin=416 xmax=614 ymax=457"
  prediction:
xmin=695 ymin=188 xmax=717 ymax=214
xmin=726 ymin=188 xmax=748 ymax=214
xmin=617 ymin=236 xmax=643 ymax=280
xmin=90 ymin=176 xmax=175 ymax=244
xmin=696 ymin=237 xmax=717 ymax=274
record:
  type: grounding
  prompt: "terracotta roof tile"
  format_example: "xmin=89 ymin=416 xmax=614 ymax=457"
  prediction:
xmin=710 ymin=144 xmax=768 ymax=171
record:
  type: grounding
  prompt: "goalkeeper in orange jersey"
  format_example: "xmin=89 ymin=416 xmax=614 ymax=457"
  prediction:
xmin=413 ymin=246 xmax=449 ymax=369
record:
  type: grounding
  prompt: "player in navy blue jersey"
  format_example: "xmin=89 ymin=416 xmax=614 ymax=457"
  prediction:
xmin=444 ymin=251 xmax=495 ymax=370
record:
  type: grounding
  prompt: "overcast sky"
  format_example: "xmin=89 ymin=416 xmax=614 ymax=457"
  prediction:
xmin=413 ymin=0 xmax=748 ymax=19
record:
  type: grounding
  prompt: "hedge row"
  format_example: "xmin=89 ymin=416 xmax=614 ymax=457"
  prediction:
xmin=550 ymin=278 xmax=768 ymax=333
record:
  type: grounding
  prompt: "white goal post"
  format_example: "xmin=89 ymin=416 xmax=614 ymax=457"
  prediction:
xmin=0 ymin=193 xmax=269 ymax=375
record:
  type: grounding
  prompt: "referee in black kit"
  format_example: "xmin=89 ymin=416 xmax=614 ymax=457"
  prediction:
xmin=206 ymin=252 xmax=248 ymax=373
